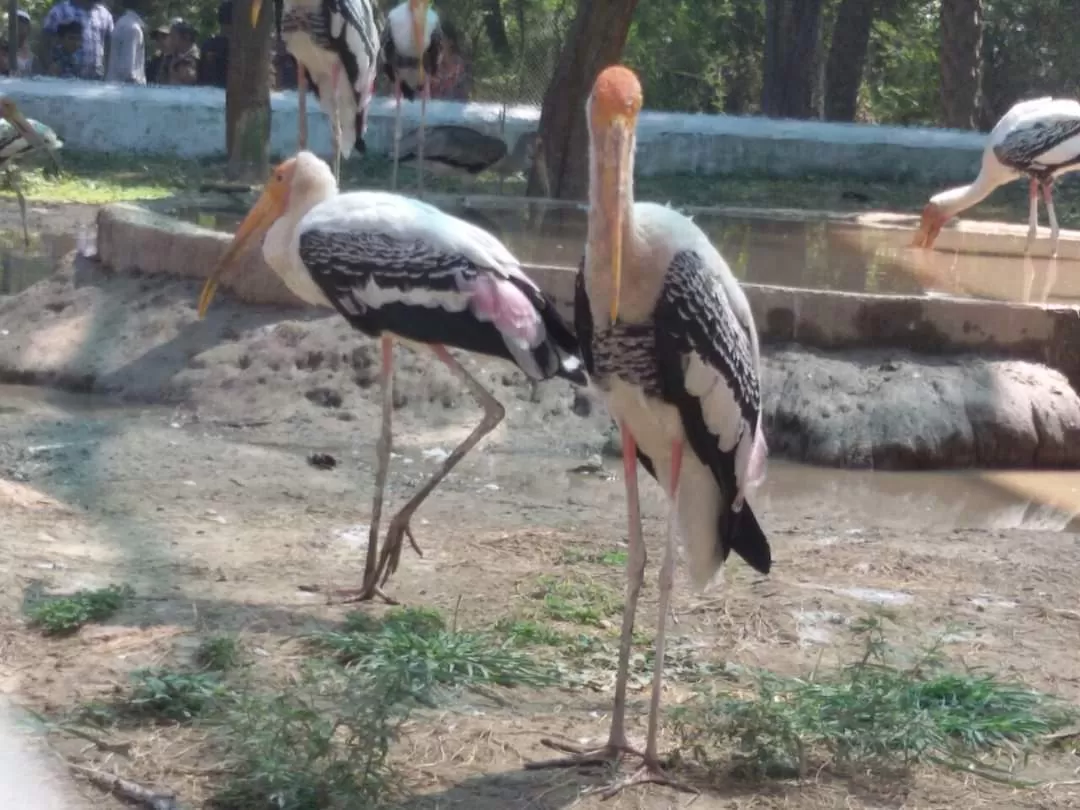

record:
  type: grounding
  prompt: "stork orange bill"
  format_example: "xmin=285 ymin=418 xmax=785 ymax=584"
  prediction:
xmin=911 ymin=202 xmax=947 ymax=249
xmin=589 ymin=66 xmax=643 ymax=324
xmin=196 ymin=159 xmax=296 ymax=318
xmin=250 ymin=0 xmax=263 ymax=28
xmin=410 ymin=0 xmax=429 ymax=83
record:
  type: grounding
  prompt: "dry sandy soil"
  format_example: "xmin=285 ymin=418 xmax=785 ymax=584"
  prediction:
xmin=1 ymin=205 xmax=1079 ymax=809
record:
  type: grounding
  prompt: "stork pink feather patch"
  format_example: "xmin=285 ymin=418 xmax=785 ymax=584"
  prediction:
xmin=465 ymin=274 xmax=540 ymax=346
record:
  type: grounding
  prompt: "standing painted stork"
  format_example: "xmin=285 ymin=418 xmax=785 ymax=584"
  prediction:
xmin=912 ymin=97 xmax=1080 ymax=256
xmin=251 ymin=0 xmax=381 ymax=181
xmin=0 ymin=97 xmax=62 ymax=248
xmin=524 ymin=66 xmax=772 ymax=796
xmin=195 ymin=151 xmax=586 ymax=602
xmin=381 ymin=0 xmax=441 ymax=193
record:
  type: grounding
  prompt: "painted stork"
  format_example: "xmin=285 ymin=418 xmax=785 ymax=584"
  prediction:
xmin=913 ymin=97 xmax=1080 ymax=256
xmin=524 ymin=66 xmax=771 ymax=796
xmin=0 ymin=97 xmax=62 ymax=248
xmin=251 ymin=0 xmax=381 ymax=181
xmin=195 ymin=151 xmax=586 ymax=602
xmin=381 ymin=0 xmax=441 ymax=193
xmin=396 ymin=126 xmax=543 ymax=193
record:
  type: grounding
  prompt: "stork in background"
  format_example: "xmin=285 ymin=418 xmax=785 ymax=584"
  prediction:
xmin=381 ymin=0 xmax=441 ymax=193
xmin=912 ymin=96 xmax=1080 ymax=256
xmin=0 ymin=97 xmax=63 ymax=248
xmin=195 ymin=151 xmax=585 ymax=603
xmin=395 ymin=126 xmax=548 ymax=195
xmin=252 ymin=0 xmax=381 ymax=181
xmin=525 ymin=66 xmax=772 ymax=796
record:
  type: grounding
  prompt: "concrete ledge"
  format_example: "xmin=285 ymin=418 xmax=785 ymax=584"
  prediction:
xmin=1 ymin=76 xmax=984 ymax=182
xmin=95 ymin=202 xmax=1080 ymax=393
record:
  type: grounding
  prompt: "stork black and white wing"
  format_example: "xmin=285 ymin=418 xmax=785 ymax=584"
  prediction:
xmin=993 ymin=99 xmax=1080 ymax=173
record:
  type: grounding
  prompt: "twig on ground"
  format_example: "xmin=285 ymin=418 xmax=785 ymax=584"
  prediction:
xmin=69 ymin=762 xmax=181 ymax=810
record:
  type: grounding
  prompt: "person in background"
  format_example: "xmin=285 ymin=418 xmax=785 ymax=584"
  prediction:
xmin=0 ymin=9 xmax=35 ymax=76
xmin=48 ymin=19 xmax=83 ymax=78
xmin=42 ymin=0 xmax=113 ymax=80
xmin=145 ymin=24 xmax=168 ymax=83
xmin=428 ymin=20 xmax=470 ymax=101
xmin=163 ymin=21 xmax=198 ymax=86
xmin=106 ymin=0 xmax=146 ymax=84
xmin=198 ymin=0 xmax=231 ymax=87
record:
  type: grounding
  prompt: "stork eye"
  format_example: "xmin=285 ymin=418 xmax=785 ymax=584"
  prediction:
xmin=275 ymin=171 xmax=285 ymax=182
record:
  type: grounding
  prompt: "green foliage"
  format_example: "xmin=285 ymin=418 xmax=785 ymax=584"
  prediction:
xmin=671 ymin=616 xmax=1075 ymax=781
xmin=531 ymin=575 xmax=622 ymax=627
xmin=27 ymin=584 xmax=134 ymax=636
xmin=210 ymin=664 xmax=406 ymax=810
xmin=312 ymin=606 xmax=559 ymax=700
xmin=127 ymin=668 xmax=233 ymax=722
xmin=195 ymin=635 xmax=243 ymax=672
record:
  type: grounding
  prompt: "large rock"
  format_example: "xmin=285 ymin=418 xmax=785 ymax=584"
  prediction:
xmin=764 ymin=348 xmax=1080 ymax=468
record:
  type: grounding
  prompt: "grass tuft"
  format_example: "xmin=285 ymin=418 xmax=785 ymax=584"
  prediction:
xmin=127 ymin=668 xmax=233 ymax=723
xmin=195 ymin=635 xmax=243 ymax=672
xmin=531 ymin=575 xmax=622 ymax=627
xmin=27 ymin=584 xmax=134 ymax=636
xmin=210 ymin=664 xmax=407 ymax=810
xmin=313 ymin=606 xmax=558 ymax=701
xmin=671 ymin=616 xmax=1075 ymax=782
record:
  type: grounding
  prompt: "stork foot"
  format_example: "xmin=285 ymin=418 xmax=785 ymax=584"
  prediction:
xmin=376 ymin=515 xmax=424 ymax=586
xmin=589 ymin=758 xmax=698 ymax=801
xmin=329 ymin=584 xmax=400 ymax=605
xmin=525 ymin=738 xmax=644 ymax=771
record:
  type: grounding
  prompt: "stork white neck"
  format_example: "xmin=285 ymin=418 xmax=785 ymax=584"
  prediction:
xmin=930 ymin=164 xmax=1007 ymax=220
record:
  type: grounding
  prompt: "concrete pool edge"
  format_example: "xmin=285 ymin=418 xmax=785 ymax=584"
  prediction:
xmin=96 ymin=202 xmax=1080 ymax=391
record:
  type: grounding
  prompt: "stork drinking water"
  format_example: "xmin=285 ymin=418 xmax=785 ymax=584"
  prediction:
xmin=381 ymin=0 xmax=441 ymax=193
xmin=913 ymin=97 xmax=1080 ymax=256
xmin=524 ymin=65 xmax=772 ymax=797
xmin=251 ymin=0 xmax=381 ymax=181
xmin=195 ymin=151 xmax=586 ymax=602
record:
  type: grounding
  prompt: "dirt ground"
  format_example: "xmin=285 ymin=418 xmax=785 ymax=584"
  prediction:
xmin=1 ymin=206 xmax=1080 ymax=809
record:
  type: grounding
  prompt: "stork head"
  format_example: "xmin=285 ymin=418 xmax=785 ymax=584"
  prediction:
xmin=0 ymin=96 xmax=32 ymax=134
xmin=587 ymin=65 xmax=642 ymax=325
xmin=408 ymin=0 xmax=431 ymax=82
xmin=197 ymin=152 xmax=335 ymax=318
xmin=911 ymin=200 xmax=949 ymax=249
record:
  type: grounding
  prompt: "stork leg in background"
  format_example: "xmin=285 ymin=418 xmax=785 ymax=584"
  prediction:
xmin=330 ymin=63 xmax=343 ymax=182
xmin=5 ymin=168 xmax=29 ymax=248
xmin=416 ymin=81 xmax=429 ymax=196
xmin=371 ymin=345 xmax=504 ymax=586
xmin=1026 ymin=178 xmax=1040 ymax=252
xmin=391 ymin=80 xmax=403 ymax=191
xmin=526 ymin=424 xmax=648 ymax=770
xmin=1043 ymin=179 xmax=1060 ymax=256
xmin=296 ymin=63 xmax=309 ymax=150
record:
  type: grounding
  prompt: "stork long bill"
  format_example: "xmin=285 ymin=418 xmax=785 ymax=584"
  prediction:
xmin=603 ymin=119 xmax=633 ymax=324
xmin=197 ymin=189 xmax=285 ymax=318
xmin=250 ymin=0 xmax=263 ymax=28
xmin=911 ymin=203 xmax=944 ymax=249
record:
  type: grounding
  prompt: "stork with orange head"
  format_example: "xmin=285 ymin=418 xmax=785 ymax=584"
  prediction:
xmin=524 ymin=65 xmax=772 ymax=797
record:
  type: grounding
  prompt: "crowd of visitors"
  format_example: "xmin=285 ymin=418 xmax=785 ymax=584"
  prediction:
xmin=1 ymin=0 xmax=474 ymax=100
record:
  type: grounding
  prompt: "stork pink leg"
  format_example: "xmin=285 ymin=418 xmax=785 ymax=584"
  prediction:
xmin=330 ymin=62 xmax=343 ymax=182
xmin=337 ymin=334 xmax=397 ymax=605
xmin=526 ymin=422 xmax=648 ymax=771
xmin=371 ymin=345 xmax=505 ymax=586
xmin=391 ymin=80 xmax=403 ymax=191
xmin=1026 ymin=177 xmax=1040 ymax=252
xmin=296 ymin=60 xmax=308 ymax=150
xmin=1042 ymin=179 xmax=1061 ymax=256
xmin=417 ymin=80 xmax=429 ymax=196
xmin=598 ymin=441 xmax=696 ymax=799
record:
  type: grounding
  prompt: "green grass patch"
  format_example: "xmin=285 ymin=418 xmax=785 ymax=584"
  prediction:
xmin=671 ymin=616 xmax=1075 ymax=783
xmin=312 ymin=606 xmax=558 ymax=700
xmin=530 ymin=575 xmax=622 ymax=627
xmin=558 ymin=546 xmax=629 ymax=567
xmin=195 ymin=635 xmax=244 ymax=672
xmin=127 ymin=668 xmax=233 ymax=723
xmin=27 ymin=584 xmax=134 ymax=636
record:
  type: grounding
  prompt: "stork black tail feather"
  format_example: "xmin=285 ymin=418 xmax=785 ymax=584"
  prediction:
xmin=721 ymin=500 xmax=772 ymax=575
xmin=537 ymin=294 xmax=588 ymax=386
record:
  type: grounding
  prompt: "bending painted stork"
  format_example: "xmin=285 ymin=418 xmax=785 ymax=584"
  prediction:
xmin=0 ymin=97 xmax=62 ymax=248
xmin=381 ymin=0 xmax=441 ymax=193
xmin=913 ymin=97 xmax=1080 ymax=256
xmin=252 ymin=0 xmax=381 ymax=181
xmin=195 ymin=151 xmax=586 ymax=603
xmin=525 ymin=66 xmax=771 ymax=796
xmin=396 ymin=126 xmax=543 ymax=193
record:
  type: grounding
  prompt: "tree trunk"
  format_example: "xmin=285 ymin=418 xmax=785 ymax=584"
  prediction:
xmin=940 ymin=0 xmax=984 ymax=129
xmin=226 ymin=0 xmax=273 ymax=182
xmin=761 ymin=0 xmax=825 ymax=119
xmin=481 ymin=0 xmax=512 ymax=61
xmin=824 ymin=0 xmax=877 ymax=121
xmin=527 ymin=0 xmax=639 ymax=200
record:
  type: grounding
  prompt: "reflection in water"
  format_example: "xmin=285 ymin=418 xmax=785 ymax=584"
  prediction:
xmin=171 ymin=204 xmax=1080 ymax=305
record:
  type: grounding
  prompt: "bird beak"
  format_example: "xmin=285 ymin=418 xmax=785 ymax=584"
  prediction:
xmin=911 ymin=204 xmax=943 ymax=249
xmin=411 ymin=0 xmax=428 ymax=83
xmin=601 ymin=116 xmax=634 ymax=324
xmin=197 ymin=187 xmax=285 ymax=318
xmin=250 ymin=0 xmax=263 ymax=28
